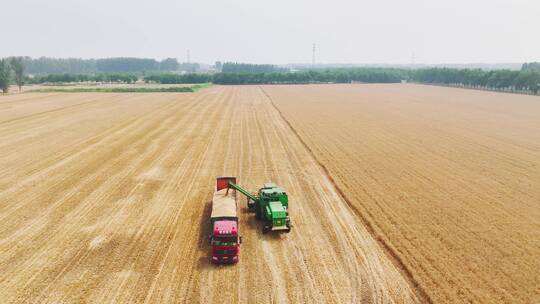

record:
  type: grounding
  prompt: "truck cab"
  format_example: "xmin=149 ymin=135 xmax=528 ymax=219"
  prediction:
xmin=211 ymin=220 xmax=240 ymax=263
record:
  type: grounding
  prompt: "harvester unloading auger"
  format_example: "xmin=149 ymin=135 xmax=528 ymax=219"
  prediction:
xmin=227 ymin=181 xmax=292 ymax=234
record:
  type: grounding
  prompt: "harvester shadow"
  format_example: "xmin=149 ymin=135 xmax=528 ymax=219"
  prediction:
xmin=258 ymin=230 xmax=286 ymax=241
xmin=243 ymin=207 xmax=259 ymax=231
xmin=242 ymin=207 xmax=285 ymax=242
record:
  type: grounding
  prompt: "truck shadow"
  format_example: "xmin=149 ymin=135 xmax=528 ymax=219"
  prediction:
xmin=197 ymin=200 xmax=213 ymax=270
xmin=198 ymin=200 xmax=212 ymax=251
xmin=242 ymin=207 xmax=259 ymax=230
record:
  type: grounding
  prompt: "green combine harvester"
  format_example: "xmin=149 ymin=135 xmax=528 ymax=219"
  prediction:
xmin=227 ymin=181 xmax=292 ymax=233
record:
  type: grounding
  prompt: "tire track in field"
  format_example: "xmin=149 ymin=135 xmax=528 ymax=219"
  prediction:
xmin=0 ymin=93 xmax=204 ymax=245
xmin=77 ymin=88 xmax=228 ymax=303
xmin=0 ymin=94 xmax=178 ymax=187
xmin=39 ymin=92 xmax=218 ymax=303
xmin=0 ymin=99 xmax=192 ymax=269
xmin=197 ymin=86 xmax=417 ymax=303
xmin=259 ymin=85 xmax=431 ymax=304
xmin=259 ymin=93 xmax=363 ymax=302
xmin=70 ymin=90 xmax=220 ymax=303
xmin=0 ymin=93 xmax=147 ymax=139
xmin=0 ymin=93 xmax=62 ymax=105
xmin=261 ymin=84 xmax=540 ymax=303
xmin=1 ymin=87 xmax=419 ymax=304
xmin=33 ymin=96 xmax=213 ymax=302
xmin=0 ymin=93 xmax=196 ymax=183
xmin=0 ymin=91 xmax=217 ymax=302
xmin=0 ymin=99 xmax=181 ymax=222
xmin=0 ymin=93 xmax=123 ymax=125
xmin=140 ymin=88 xmax=232 ymax=303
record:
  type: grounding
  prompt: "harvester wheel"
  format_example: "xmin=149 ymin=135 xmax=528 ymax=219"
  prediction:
xmin=262 ymin=222 xmax=272 ymax=234
xmin=255 ymin=208 xmax=262 ymax=220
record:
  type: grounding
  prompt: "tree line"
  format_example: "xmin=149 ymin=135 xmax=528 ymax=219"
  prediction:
xmin=0 ymin=57 xmax=142 ymax=93
xmin=411 ymin=68 xmax=540 ymax=94
xmin=221 ymin=62 xmax=287 ymax=73
xmin=144 ymin=73 xmax=212 ymax=84
xmin=145 ymin=67 xmax=539 ymax=94
xmin=145 ymin=68 xmax=406 ymax=85
xmin=27 ymin=73 xmax=139 ymax=84
xmin=20 ymin=57 xmax=180 ymax=74
xmin=0 ymin=57 xmax=25 ymax=93
xmin=521 ymin=62 xmax=540 ymax=72
xmin=2 ymin=57 xmax=539 ymax=95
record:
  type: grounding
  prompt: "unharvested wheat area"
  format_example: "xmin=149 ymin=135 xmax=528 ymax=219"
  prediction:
xmin=0 ymin=84 xmax=538 ymax=303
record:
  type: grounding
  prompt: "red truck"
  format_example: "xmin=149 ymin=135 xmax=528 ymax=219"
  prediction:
xmin=209 ymin=177 xmax=242 ymax=264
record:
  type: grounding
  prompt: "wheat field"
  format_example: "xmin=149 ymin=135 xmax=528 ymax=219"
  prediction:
xmin=264 ymin=83 xmax=540 ymax=303
xmin=0 ymin=87 xmax=417 ymax=303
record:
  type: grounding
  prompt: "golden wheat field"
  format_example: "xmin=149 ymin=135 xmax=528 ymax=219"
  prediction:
xmin=0 ymin=87 xmax=417 ymax=304
xmin=1 ymin=84 xmax=538 ymax=304
xmin=264 ymin=83 xmax=540 ymax=304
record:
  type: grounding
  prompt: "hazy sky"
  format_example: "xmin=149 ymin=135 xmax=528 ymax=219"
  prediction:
xmin=2 ymin=0 xmax=539 ymax=64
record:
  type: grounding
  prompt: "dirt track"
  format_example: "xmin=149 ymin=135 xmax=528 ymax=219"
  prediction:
xmin=0 ymin=87 xmax=418 ymax=303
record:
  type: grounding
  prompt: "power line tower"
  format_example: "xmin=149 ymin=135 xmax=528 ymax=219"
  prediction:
xmin=187 ymin=49 xmax=191 ymax=64
xmin=312 ymin=42 xmax=316 ymax=65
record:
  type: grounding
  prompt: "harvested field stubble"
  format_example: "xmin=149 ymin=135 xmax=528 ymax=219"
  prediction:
xmin=0 ymin=88 xmax=418 ymax=303
xmin=263 ymin=83 xmax=540 ymax=304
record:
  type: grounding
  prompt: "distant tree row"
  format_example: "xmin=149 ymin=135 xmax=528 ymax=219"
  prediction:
xmin=145 ymin=68 xmax=539 ymax=94
xmin=221 ymin=62 xmax=287 ymax=73
xmin=145 ymin=68 xmax=405 ymax=85
xmin=522 ymin=62 xmax=540 ymax=72
xmin=20 ymin=57 xmax=179 ymax=74
xmin=0 ymin=57 xmax=25 ymax=93
xmin=27 ymin=73 xmax=139 ymax=84
xmin=4 ymin=59 xmax=538 ymax=96
xmin=411 ymin=68 xmax=540 ymax=94
xmin=214 ymin=69 xmax=404 ymax=84
xmin=0 ymin=60 xmax=10 ymax=93
xmin=144 ymin=73 xmax=212 ymax=84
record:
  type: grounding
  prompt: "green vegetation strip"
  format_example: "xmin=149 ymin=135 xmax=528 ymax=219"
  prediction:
xmin=28 ymin=83 xmax=211 ymax=93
